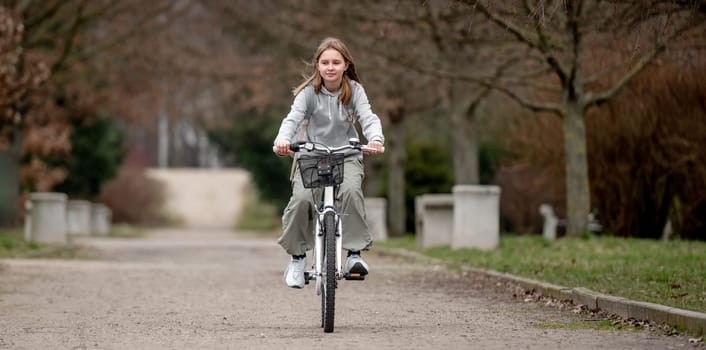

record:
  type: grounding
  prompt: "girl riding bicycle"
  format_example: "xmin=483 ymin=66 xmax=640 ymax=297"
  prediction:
xmin=273 ymin=37 xmax=385 ymax=288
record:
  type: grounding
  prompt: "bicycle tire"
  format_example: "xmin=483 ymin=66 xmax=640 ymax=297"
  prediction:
xmin=322 ymin=211 xmax=337 ymax=333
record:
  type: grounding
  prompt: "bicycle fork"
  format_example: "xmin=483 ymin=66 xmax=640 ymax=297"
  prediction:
xmin=313 ymin=185 xmax=342 ymax=296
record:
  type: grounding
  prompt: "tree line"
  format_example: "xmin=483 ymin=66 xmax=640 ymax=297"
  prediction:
xmin=1 ymin=0 xmax=704 ymax=239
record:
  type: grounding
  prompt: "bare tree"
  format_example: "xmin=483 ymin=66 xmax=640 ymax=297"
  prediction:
xmin=405 ymin=1 xmax=507 ymax=185
xmin=0 ymin=5 xmax=49 ymax=225
xmin=458 ymin=0 xmax=705 ymax=236
xmin=0 ymin=0 xmax=191 ymax=224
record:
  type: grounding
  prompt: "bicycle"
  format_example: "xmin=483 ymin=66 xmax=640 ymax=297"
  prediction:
xmin=284 ymin=138 xmax=383 ymax=333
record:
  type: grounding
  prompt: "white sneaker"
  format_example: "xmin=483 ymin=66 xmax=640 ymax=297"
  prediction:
xmin=344 ymin=253 xmax=369 ymax=278
xmin=284 ymin=257 xmax=306 ymax=288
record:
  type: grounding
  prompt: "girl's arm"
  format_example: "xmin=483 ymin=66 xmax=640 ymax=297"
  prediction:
xmin=273 ymin=87 xmax=312 ymax=155
xmin=352 ymin=82 xmax=385 ymax=146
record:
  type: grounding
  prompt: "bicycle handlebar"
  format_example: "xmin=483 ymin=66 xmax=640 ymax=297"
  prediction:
xmin=273 ymin=138 xmax=384 ymax=155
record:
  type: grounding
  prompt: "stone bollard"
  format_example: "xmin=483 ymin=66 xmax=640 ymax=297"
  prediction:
xmin=67 ymin=199 xmax=92 ymax=235
xmin=539 ymin=204 xmax=559 ymax=241
xmin=91 ymin=203 xmax=112 ymax=236
xmin=365 ymin=197 xmax=388 ymax=241
xmin=24 ymin=192 xmax=68 ymax=244
xmin=452 ymin=185 xmax=501 ymax=250
xmin=415 ymin=194 xmax=454 ymax=248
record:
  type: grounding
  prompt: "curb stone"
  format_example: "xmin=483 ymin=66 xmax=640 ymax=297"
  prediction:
xmin=379 ymin=247 xmax=706 ymax=336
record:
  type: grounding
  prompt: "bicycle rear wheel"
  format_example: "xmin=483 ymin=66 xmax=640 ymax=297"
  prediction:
xmin=322 ymin=211 xmax=337 ymax=333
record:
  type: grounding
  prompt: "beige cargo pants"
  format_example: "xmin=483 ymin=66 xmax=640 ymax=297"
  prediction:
xmin=278 ymin=155 xmax=372 ymax=256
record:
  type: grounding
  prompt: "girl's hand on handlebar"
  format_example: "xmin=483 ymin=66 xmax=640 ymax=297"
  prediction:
xmin=273 ymin=140 xmax=292 ymax=156
xmin=364 ymin=140 xmax=383 ymax=155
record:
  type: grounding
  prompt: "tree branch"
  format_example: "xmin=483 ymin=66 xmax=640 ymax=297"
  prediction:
xmin=60 ymin=1 xmax=187 ymax=72
xmin=422 ymin=2 xmax=449 ymax=55
xmin=460 ymin=0 xmax=570 ymax=87
xmin=587 ymin=15 xmax=701 ymax=105
xmin=50 ymin=0 xmax=86 ymax=73
xmin=490 ymin=83 xmax=563 ymax=114
xmin=22 ymin=1 xmax=63 ymax=31
xmin=459 ymin=0 xmax=541 ymax=49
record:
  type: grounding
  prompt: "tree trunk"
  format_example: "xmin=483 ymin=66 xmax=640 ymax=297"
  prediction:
xmin=563 ymin=102 xmax=591 ymax=236
xmin=0 ymin=125 xmax=22 ymax=227
xmin=451 ymin=100 xmax=480 ymax=185
xmin=387 ymin=117 xmax=406 ymax=237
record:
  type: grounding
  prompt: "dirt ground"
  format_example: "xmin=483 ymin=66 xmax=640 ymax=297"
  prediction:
xmin=0 ymin=228 xmax=697 ymax=350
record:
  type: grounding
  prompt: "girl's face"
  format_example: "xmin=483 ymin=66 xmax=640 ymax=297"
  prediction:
xmin=317 ymin=48 xmax=348 ymax=90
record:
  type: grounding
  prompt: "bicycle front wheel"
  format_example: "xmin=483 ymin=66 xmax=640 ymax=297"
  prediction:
xmin=322 ymin=211 xmax=337 ymax=333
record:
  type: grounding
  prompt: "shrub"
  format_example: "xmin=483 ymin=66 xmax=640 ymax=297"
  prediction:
xmin=404 ymin=142 xmax=455 ymax=232
xmin=53 ymin=113 xmax=125 ymax=198
xmin=98 ymin=165 xmax=167 ymax=225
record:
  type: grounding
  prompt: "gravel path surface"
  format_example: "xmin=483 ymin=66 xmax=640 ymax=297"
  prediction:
xmin=0 ymin=228 xmax=694 ymax=349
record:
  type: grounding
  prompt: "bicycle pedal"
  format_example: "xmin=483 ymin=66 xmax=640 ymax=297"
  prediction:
xmin=344 ymin=273 xmax=366 ymax=281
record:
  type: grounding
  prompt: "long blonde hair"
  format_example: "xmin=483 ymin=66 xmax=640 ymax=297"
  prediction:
xmin=293 ymin=37 xmax=362 ymax=105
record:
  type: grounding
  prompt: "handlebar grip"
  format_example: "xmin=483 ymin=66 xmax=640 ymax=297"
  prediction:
xmin=361 ymin=145 xmax=385 ymax=153
xmin=272 ymin=142 xmax=304 ymax=154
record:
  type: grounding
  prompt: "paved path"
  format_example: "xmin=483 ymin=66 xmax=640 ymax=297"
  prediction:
xmin=0 ymin=228 xmax=693 ymax=349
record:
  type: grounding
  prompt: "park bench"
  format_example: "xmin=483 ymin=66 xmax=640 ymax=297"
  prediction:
xmin=415 ymin=185 xmax=501 ymax=250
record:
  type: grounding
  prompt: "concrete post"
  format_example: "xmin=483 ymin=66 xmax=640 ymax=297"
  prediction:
xmin=452 ymin=185 xmax=501 ymax=250
xmin=91 ymin=203 xmax=112 ymax=236
xmin=539 ymin=204 xmax=558 ymax=241
xmin=415 ymin=194 xmax=454 ymax=248
xmin=365 ymin=197 xmax=388 ymax=241
xmin=24 ymin=192 xmax=68 ymax=244
xmin=67 ymin=199 xmax=92 ymax=235
xmin=24 ymin=199 xmax=31 ymax=242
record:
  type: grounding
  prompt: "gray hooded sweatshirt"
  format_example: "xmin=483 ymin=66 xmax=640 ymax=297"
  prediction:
xmin=274 ymin=81 xmax=384 ymax=155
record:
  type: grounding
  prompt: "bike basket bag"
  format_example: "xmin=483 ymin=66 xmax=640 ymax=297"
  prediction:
xmin=297 ymin=154 xmax=345 ymax=189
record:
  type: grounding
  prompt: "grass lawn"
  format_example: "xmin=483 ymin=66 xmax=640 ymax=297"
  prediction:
xmin=0 ymin=225 xmax=144 ymax=259
xmin=377 ymin=234 xmax=706 ymax=313
xmin=0 ymin=227 xmax=90 ymax=259
xmin=237 ymin=188 xmax=281 ymax=232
